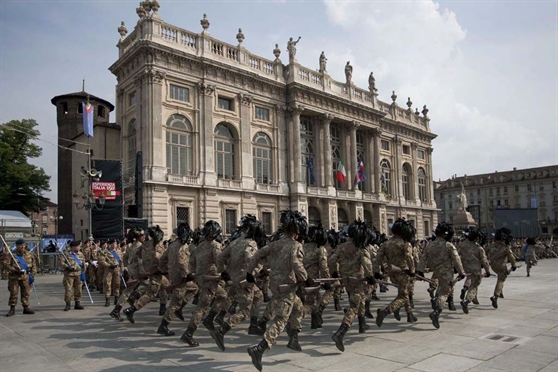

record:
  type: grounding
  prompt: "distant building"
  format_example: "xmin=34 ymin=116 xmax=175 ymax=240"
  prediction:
xmin=27 ymin=200 xmax=59 ymax=236
xmin=0 ymin=210 xmax=33 ymax=244
xmin=108 ymin=5 xmax=438 ymax=238
xmin=434 ymin=165 xmax=558 ymax=236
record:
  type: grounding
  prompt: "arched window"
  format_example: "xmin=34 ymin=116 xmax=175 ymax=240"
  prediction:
xmin=125 ymin=119 xmax=137 ymax=179
xmin=253 ymin=132 xmax=272 ymax=184
xmin=215 ymin=123 xmax=235 ymax=180
xmin=338 ymin=208 xmax=349 ymax=229
xmin=402 ymin=163 xmax=411 ymax=200
xmin=418 ymin=167 xmax=427 ymax=201
xmin=356 ymin=131 xmax=366 ymax=191
xmin=380 ymin=159 xmax=392 ymax=197
xmin=308 ymin=206 xmax=321 ymax=227
xmin=166 ymin=114 xmax=193 ymax=175
xmin=300 ymin=116 xmax=314 ymax=185
xmin=331 ymin=125 xmax=342 ymax=188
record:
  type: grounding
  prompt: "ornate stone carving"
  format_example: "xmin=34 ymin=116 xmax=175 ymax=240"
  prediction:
xmin=148 ymin=69 xmax=166 ymax=83
xmin=134 ymin=75 xmax=143 ymax=87
xmin=350 ymin=121 xmax=360 ymax=131
xmin=345 ymin=61 xmax=353 ymax=84
xmin=406 ymin=97 xmax=412 ymax=110
xmin=136 ymin=5 xmax=147 ymax=19
xmin=142 ymin=0 xmax=152 ymax=13
xmin=273 ymin=43 xmax=281 ymax=62
xmin=200 ymin=14 xmax=210 ymax=31
xmin=368 ymin=72 xmax=378 ymax=93
xmin=422 ymin=105 xmax=429 ymax=118
xmin=371 ymin=127 xmax=382 ymax=137
xmin=321 ymin=113 xmax=334 ymax=124
xmin=287 ymin=37 xmax=301 ymax=64
xmin=319 ymin=51 xmax=327 ymax=74
xmin=117 ymin=88 xmax=125 ymax=98
xmin=391 ymin=90 xmax=398 ymax=103
xmin=151 ymin=0 xmax=160 ymax=14
xmin=236 ymin=28 xmax=245 ymax=44
xmin=411 ymin=142 xmax=418 ymax=150
xmin=415 ymin=108 xmax=420 ymax=116
xmin=288 ymin=104 xmax=305 ymax=116
xmin=118 ymin=21 xmax=128 ymax=40
xmin=197 ymin=82 xmax=215 ymax=96
xmin=275 ymin=104 xmax=286 ymax=114
xmin=239 ymin=93 xmax=253 ymax=106
xmin=426 ymin=147 xmax=433 ymax=154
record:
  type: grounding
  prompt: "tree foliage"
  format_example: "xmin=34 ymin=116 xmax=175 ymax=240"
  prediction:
xmin=0 ymin=119 xmax=51 ymax=214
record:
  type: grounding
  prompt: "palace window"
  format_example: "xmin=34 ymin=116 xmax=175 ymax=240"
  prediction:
xmin=356 ymin=132 xmax=365 ymax=191
xmin=218 ymin=97 xmax=233 ymax=111
xmin=252 ymin=132 xmax=272 ymax=184
xmin=169 ymin=84 xmax=190 ymax=102
xmin=225 ymin=209 xmax=237 ymax=235
xmin=261 ymin=212 xmax=272 ymax=235
xmin=255 ymin=106 xmax=270 ymax=121
xmin=381 ymin=140 xmax=390 ymax=151
xmin=129 ymin=91 xmax=137 ymax=107
xmin=214 ymin=124 xmax=235 ymax=179
xmin=308 ymin=207 xmax=321 ymax=227
xmin=126 ymin=119 xmax=137 ymax=179
xmin=417 ymin=150 xmax=425 ymax=159
xmin=380 ymin=159 xmax=392 ymax=197
xmin=331 ymin=125 xmax=342 ymax=188
xmin=300 ymin=116 xmax=314 ymax=185
xmin=403 ymin=145 xmax=411 ymax=155
xmin=337 ymin=208 xmax=349 ymax=228
xmin=166 ymin=114 xmax=193 ymax=175
xmin=402 ymin=163 xmax=411 ymax=200
xmin=418 ymin=167 xmax=427 ymax=201
xmin=176 ymin=207 xmax=190 ymax=226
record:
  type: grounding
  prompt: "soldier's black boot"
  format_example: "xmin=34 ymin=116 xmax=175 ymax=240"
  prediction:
xmin=211 ymin=322 xmax=231 ymax=351
xmin=448 ymin=296 xmax=456 ymax=311
xmin=110 ymin=305 xmax=123 ymax=321
xmin=114 ymin=296 xmax=118 ymax=306
xmin=104 ymin=297 xmax=111 ymax=307
xmin=409 ymin=295 xmax=415 ymax=309
xmin=317 ymin=304 xmax=326 ymax=327
xmin=365 ymin=300 xmax=374 ymax=319
xmin=180 ymin=325 xmax=199 ymax=347
xmin=287 ymin=327 xmax=302 ymax=351
xmin=431 ymin=296 xmax=438 ymax=310
xmin=334 ymin=298 xmax=341 ymax=311
xmin=460 ymin=299 xmax=469 ymax=314
xmin=311 ymin=312 xmax=320 ymax=329
xmin=331 ymin=324 xmax=349 ymax=352
xmin=499 ymin=292 xmax=504 ymax=299
xmin=407 ymin=311 xmax=417 ymax=323
xmin=192 ymin=292 xmax=200 ymax=305
xmin=371 ymin=291 xmax=380 ymax=301
xmin=248 ymin=316 xmax=264 ymax=335
xmin=74 ymin=301 xmax=84 ymax=310
xmin=22 ymin=306 xmax=34 ymax=314
xmin=64 ymin=301 xmax=71 ymax=311
xmin=490 ymin=295 xmax=498 ymax=309
xmin=202 ymin=309 xmax=218 ymax=331
xmin=460 ymin=286 xmax=468 ymax=300
xmin=358 ymin=316 xmax=369 ymax=333
xmin=472 ymin=296 xmax=479 ymax=305
xmin=263 ymin=293 xmax=270 ymax=303
xmin=429 ymin=309 xmax=440 ymax=329
xmin=257 ymin=317 xmax=268 ymax=333
xmin=215 ymin=310 xmax=227 ymax=327
xmin=380 ymin=284 xmax=387 ymax=293
xmin=6 ymin=306 xmax=15 ymax=317
xmin=376 ymin=308 xmax=389 ymax=327
xmin=427 ymin=286 xmax=436 ymax=299
xmin=247 ymin=338 xmax=269 ymax=372
xmin=228 ymin=301 xmax=238 ymax=315
xmin=123 ymin=305 xmax=137 ymax=324
xmin=175 ymin=301 xmax=186 ymax=321
xmin=99 ymin=287 xmax=103 ymax=294
xmin=158 ymin=304 xmax=167 ymax=316
xmin=157 ymin=319 xmax=175 ymax=336
xmin=394 ymin=308 xmax=401 ymax=321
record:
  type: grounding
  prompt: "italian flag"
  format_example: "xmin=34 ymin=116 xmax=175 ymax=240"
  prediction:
xmin=106 ymin=190 xmax=120 ymax=197
xmin=336 ymin=158 xmax=346 ymax=184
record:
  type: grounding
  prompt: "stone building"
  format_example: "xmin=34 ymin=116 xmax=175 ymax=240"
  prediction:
xmin=109 ymin=2 xmax=438 ymax=238
xmin=434 ymin=165 xmax=558 ymax=236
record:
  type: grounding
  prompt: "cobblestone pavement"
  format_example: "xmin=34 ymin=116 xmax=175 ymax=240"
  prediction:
xmin=1 ymin=260 xmax=557 ymax=372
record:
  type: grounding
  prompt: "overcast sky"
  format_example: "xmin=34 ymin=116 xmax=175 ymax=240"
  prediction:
xmin=1 ymin=0 xmax=556 ymax=203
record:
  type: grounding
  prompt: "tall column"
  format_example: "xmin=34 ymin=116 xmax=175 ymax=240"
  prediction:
xmin=322 ymin=114 xmax=334 ymax=188
xmin=275 ymin=105 xmax=287 ymax=186
xmin=239 ymin=93 xmax=254 ymax=188
xmin=349 ymin=121 xmax=360 ymax=191
xmin=394 ymin=135 xmax=403 ymax=201
xmin=426 ymin=147 xmax=434 ymax=204
xmin=411 ymin=142 xmax=419 ymax=202
xmin=197 ymin=82 xmax=216 ymax=185
xmin=288 ymin=105 xmax=304 ymax=185
xmin=343 ymin=128 xmax=351 ymax=191
xmin=314 ymin=117 xmax=323 ymax=187
xmin=365 ymin=130 xmax=374 ymax=194
xmin=372 ymin=128 xmax=382 ymax=195
xmin=146 ymin=69 xmax=166 ymax=182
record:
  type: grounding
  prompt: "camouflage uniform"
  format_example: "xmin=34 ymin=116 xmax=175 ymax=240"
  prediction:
xmin=324 ymin=243 xmax=341 ymax=305
xmin=302 ymin=242 xmax=330 ymax=315
xmin=96 ymin=246 xmax=106 ymax=291
xmin=133 ymin=241 xmax=166 ymax=309
xmin=59 ymin=251 xmax=85 ymax=302
xmin=374 ymin=236 xmax=415 ymax=314
xmin=116 ymin=240 xmax=144 ymax=307
xmin=407 ymin=244 xmax=420 ymax=302
xmin=82 ymin=243 xmax=97 ymax=289
xmin=247 ymin=235 xmax=307 ymax=347
xmin=160 ymin=240 xmax=198 ymax=323
xmin=418 ymin=237 xmax=465 ymax=311
xmin=329 ymin=239 xmax=373 ymax=327
xmin=4 ymin=250 xmax=36 ymax=307
xmin=524 ymin=244 xmax=538 ymax=276
xmin=217 ymin=234 xmax=263 ymax=328
xmin=485 ymin=241 xmax=516 ymax=296
xmin=458 ymin=240 xmax=490 ymax=302
xmin=99 ymin=247 xmax=124 ymax=298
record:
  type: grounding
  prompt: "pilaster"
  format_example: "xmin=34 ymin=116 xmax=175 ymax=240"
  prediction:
xmin=239 ymin=93 xmax=255 ymax=189
xmin=349 ymin=121 xmax=360 ymax=190
xmin=197 ymin=82 xmax=216 ymax=186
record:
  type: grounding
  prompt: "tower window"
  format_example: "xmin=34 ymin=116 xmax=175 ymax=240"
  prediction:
xmin=98 ymin=106 xmax=105 ymax=118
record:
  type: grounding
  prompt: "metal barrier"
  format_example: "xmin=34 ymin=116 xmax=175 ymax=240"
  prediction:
xmin=39 ymin=252 xmax=62 ymax=274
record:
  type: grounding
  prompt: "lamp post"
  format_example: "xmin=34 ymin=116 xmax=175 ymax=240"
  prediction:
xmin=51 ymin=210 xmax=63 ymax=248
xmin=73 ymin=165 xmax=106 ymax=239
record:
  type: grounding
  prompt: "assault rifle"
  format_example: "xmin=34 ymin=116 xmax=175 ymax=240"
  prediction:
xmin=386 ymin=264 xmax=437 ymax=286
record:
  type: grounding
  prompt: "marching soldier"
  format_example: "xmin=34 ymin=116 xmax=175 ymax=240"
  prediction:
xmin=59 ymin=240 xmax=86 ymax=311
xmin=523 ymin=237 xmax=538 ymax=277
xmin=458 ymin=228 xmax=491 ymax=314
xmin=99 ymin=239 xmax=124 ymax=307
xmin=324 ymin=229 xmax=342 ymax=311
xmin=4 ymin=239 xmax=36 ymax=316
xmin=96 ymin=240 xmax=107 ymax=293
xmin=485 ymin=228 xmax=517 ymax=308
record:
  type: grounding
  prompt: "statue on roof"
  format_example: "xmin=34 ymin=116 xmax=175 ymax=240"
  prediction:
xmin=319 ymin=51 xmax=327 ymax=73
xmin=345 ymin=61 xmax=353 ymax=85
xmin=287 ymin=36 xmax=301 ymax=64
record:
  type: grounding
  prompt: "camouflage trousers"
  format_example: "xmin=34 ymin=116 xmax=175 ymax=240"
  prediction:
xmin=386 ymin=272 xmax=411 ymax=313
xmin=134 ymin=275 xmax=167 ymax=310
xmin=492 ymin=266 xmax=508 ymax=297
xmin=103 ymin=267 xmax=121 ymax=298
xmin=432 ymin=271 xmax=453 ymax=310
xmin=117 ymin=280 xmax=146 ymax=307
xmin=187 ymin=280 xmax=228 ymax=329
xmin=96 ymin=265 xmax=105 ymax=290
xmin=226 ymin=281 xmax=263 ymax=328
xmin=63 ymin=274 xmax=82 ymax=302
xmin=319 ymin=284 xmax=336 ymax=307
xmin=264 ymin=289 xmax=303 ymax=347
xmin=86 ymin=264 xmax=96 ymax=288
xmin=163 ymin=281 xmax=198 ymax=322
xmin=525 ymin=256 xmax=537 ymax=274
xmin=158 ymin=282 xmax=168 ymax=305
xmin=465 ymin=274 xmax=482 ymax=302
xmin=8 ymin=279 xmax=30 ymax=307
xmin=341 ymin=282 xmax=366 ymax=327
xmin=408 ymin=278 xmax=416 ymax=297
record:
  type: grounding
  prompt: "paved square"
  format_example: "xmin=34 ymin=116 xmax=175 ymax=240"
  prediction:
xmin=1 ymin=260 xmax=557 ymax=372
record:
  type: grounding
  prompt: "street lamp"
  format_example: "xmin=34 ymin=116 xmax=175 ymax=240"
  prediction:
xmin=51 ymin=211 xmax=63 ymax=248
xmin=73 ymin=191 xmax=106 ymax=210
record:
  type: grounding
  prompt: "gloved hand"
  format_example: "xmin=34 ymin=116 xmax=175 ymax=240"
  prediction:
xmin=12 ymin=269 xmax=24 ymax=275
xmin=374 ymin=272 xmax=384 ymax=281
xmin=417 ymin=271 xmax=425 ymax=278
xmin=365 ymin=276 xmax=376 ymax=285
xmin=404 ymin=269 xmax=415 ymax=277
xmin=484 ymin=272 xmax=491 ymax=278
xmin=511 ymin=266 xmax=517 ymax=272
xmin=322 ymin=283 xmax=332 ymax=290
xmin=331 ymin=271 xmax=339 ymax=278
xmin=246 ymin=272 xmax=256 ymax=283
xmin=305 ymin=278 xmax=316 ymax=287
xmin=185 ymin=273 xmax=195 ymax=282
xmin=457 ymin=274 xmax=466 ymax=281
xmin=110 ymin=264 xmax=117 ymax=269
xmin=221 ymin=271 xmax=231 ymax=282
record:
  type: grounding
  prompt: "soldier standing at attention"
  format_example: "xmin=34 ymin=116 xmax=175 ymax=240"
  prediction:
xmin=246 ymin=210 xmax=309 ymax=371
xmin=458 ymin=227 xmax=491 ymax=314
xmin=375 ymin=218 xmax=417 ymax=327
xmin=417 ymin=222 xmax=465 ymax=329
xmin=523 ymin=237 xmax=538 ymax=277
xmin=4 ymin=239 xmax=36 ymax=316
xmin=82 ymin=239 xmax=96 ymax=290
xmin=59 ymin=240 xmax=86 ymax=311
xmin=96 ymin=240 xmax=107 ymax=293
xmin=485 ymin=228 xmax=517 ymax=309
xmin=99 ymin=239 xmax=124 ymax=307
xmin=329 ymin=220 xmax=376 ymax=352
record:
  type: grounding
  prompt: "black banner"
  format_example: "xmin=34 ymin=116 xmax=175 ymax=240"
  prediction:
xmin=92 ymin=159 xmax=124 ymax=240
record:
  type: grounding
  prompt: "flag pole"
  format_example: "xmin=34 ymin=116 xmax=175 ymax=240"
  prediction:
xmin=86 ymin=94 xmax=93 ymax=239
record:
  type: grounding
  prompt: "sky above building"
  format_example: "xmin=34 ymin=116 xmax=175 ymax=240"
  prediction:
xmin=1 ymin=0 xmax=556 ymax=203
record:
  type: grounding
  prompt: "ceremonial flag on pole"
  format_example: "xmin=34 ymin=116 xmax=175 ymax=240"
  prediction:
xmin=307 ymin=155 xmax=316 ymax=185
xmin=83 ymin=101 xmax=94 ymax=137
xmin=336 ymin=158 xmax=346 ymax=184
xmin=354 ymin=156 xmax=366 ymax=186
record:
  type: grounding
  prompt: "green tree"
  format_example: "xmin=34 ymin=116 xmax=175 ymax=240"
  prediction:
xmin=0 ymin=119 xmax=51 ymax=214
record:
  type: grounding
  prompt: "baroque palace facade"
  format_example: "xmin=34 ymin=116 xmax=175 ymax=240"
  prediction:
xmin=110 ymin=2 xmax=438 ymax=237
